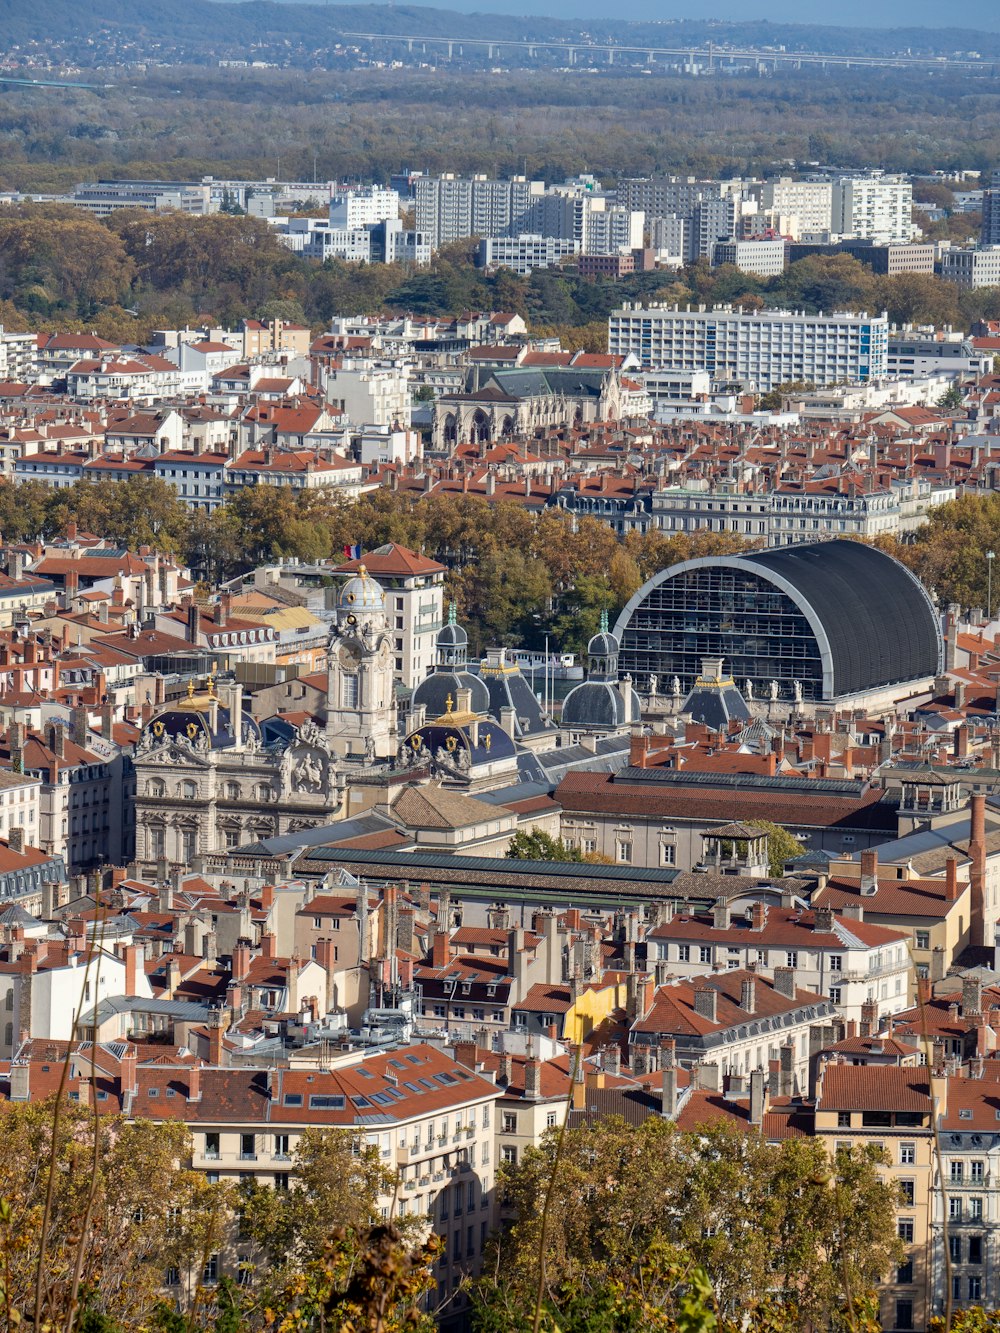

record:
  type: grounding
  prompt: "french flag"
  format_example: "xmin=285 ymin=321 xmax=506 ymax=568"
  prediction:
xmin=343 ymin=543 xmax=361 ymax=560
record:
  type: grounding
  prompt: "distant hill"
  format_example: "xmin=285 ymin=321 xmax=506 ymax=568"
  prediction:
xmin=1 ymin=0 xmax=998 ymax=58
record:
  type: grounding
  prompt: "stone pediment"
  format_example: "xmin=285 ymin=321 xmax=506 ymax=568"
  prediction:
xmin=138 ymin=740 xmax=212 ymax=770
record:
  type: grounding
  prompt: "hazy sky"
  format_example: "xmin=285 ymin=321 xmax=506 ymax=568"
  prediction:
xmin=389 ymin=0 xmax=1000 ymax=30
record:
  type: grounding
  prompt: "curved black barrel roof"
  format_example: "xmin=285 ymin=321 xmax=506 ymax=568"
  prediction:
xmin=743 ymin=540 xmax=941 ymax=697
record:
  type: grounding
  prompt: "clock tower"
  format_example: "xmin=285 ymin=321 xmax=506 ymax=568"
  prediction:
xmin=325 ymin=566 xmax=397 ymax=760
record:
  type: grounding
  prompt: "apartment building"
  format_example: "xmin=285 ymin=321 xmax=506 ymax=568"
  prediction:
xmin=712 ymin=238 xmax=786 ymax=278
xmin=478 ymin=235 xmax=580 ymax=275
xmin=415 ymin=174 xmax=544 ymax=249
xmin=333 ymin=543 xmax=445 ymax=690
xmin=650 ymin=482 xmax=902 ymax=543
xmin=815 ymin=1061 xmax=935 ymax=1333
xmin=616 ymin=175 xmax=740 ymax=218
xmin=645 ymin=901 xmax=910 ymax=1024
xmin=753 ymin=178 xmax=833 ymax=234
xmin=6 ymin=1039 xmax=501 ymax=1319
xmin=629 ymin=968 xmax=836 ymax=1093
xmin=831 ymin=174 xmax=914 ymax=244
xmin=320 ymin=359 xmax=411 ymax=429
xmin=940 ymin=247 xmax=1000 ymax=290
xmin=887 ymin=334 xmax=992 ymax=380
xmin=980 ymin=171 xmax=1000 ymax=247
xmin=608 ymin=303 xmax=889 ymax=392
xmin=328 ymin=186 xmax=399 ymax=229
xmin=0 ymin=326 xmax=38 ymax=383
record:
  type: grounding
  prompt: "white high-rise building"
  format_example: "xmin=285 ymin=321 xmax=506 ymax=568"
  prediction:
xmin=608 ymin=303 xmax=889 ymax=393
xmin=328 ymin=186 xmax=399 ymax=229
xmin=415 ymin=174 xmax=544 ymax=249
xmin=831 ymin=174 xmax=913 ymax=244
xmin=754 ymin=179 xmax=833 ymax=234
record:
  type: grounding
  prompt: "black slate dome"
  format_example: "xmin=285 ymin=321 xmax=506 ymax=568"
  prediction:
xmin=411 ymin=670 xmax=491 ymax=717
xmin=561 ymin=678 xmax=640 ymax=731
xmin=613 ymin=539 xmax=943 ymax=705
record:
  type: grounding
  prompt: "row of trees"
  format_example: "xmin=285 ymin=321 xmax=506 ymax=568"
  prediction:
xmin=0 ymin=1097 xmax=437 ymax=1333
xmin=3 ymin=203 xmax=1000 ymax=345
xmin=0 ymin=478 xmax=750 ymax=656
xmin=471 ymin=1117 xmax=901 ymax=1332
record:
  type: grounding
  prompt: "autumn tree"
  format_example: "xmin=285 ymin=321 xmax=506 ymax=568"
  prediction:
xmin=0 ymin=1098 xmax=233 ymax=1332
xmin=473 ymin=1117 xmax=901 ymax=1333
xmin=505 ymin=829 xmax=584 ymax=862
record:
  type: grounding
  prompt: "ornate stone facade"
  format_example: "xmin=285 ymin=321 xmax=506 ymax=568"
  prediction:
xmin=133 ymin=688 xmax=342 ymax=864
xmin=132 ymin=566 xmax=399 ymax=867
xmin=431 ymin=367 xmax=622 ymax=451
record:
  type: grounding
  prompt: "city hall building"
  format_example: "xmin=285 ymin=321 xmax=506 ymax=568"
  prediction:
xmin=614 ymin=540 xmax=942 ymax=710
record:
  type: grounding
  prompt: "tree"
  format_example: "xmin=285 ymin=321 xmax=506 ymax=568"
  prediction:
xmin=472 ymin=1117 xmax=901 ymax=1333
xmin=0 ymin=1097 xmax=234 ymax=1331
xmin=506 ymin=829 xmax=584 ymax=862
xmin=742 ymin=820 xmax=806 ymax=877
xmin=757 ymin=382 xmax=814 ymax=412
xmin=237 ymin=1126 xmax=394 ymax=1278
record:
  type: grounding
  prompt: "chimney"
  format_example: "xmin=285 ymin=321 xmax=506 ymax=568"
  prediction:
xmin=963 ymin=975 xmax=984 ymax=1020
xmin=71 ymin=707 xmax=88 ymax=747
xmin=860 ymin=998 xmax=878 ymax=1037
xmin=773 ymin=967 xmax=796 ymax=999
xmin=740 ymin=977 xmax=756 ymax=1012
xmin=498 ymin=1052 xmax=513 ymax=1086
xmin=860 ymin=848 xmax=878 ymax=895
xmin=260 ymin=932 xmax=275 ymax=959
xmin=431 ymin=930 xmax=451 ymax=968
xmin=779 ymin=1042 xmax=794 ymax=1097
xmin=187 ymin=1064 xmax=202 ymax=1102
xmin=749 ymin=1068 xmax=765 ymax=1127
xmin=813 ymin=905 xmax=835 ymax=933
xmin=712 ymin=898 xmax=730 ymax=930
xmin=453 ymin=1040 xmax=477 ymax=1070
xmin=661 ymin=1063 xmax=678 ymax=1119
xmin=524 ymin=1058 xmax=542 ymax=1100
xmin=7 ymin=826 xmax=24 ymax=855
xmin=9 ymin=1060 xmax=29 ymax=1101
xmin=186 ymin=603 xmax=200 ymax=644
xmin=969 ymin=794 xmax=987 ymax=948
xmin=124 ymin=942 xmax=143 ymax=995
xmin=693 ymin=987 xmax=717 ymax=1022
xmin=946 ymin=857 xmax=960 ymax=901
xmin=208 ymin=1009 xmax=227 ymax=1065
xmin=232 ymin=942 xmax=252 ymax=981
xmin=750 ymin=901 xmax=767 ymax=931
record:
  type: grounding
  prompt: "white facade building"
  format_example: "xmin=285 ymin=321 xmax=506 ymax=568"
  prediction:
xmin=478 ymin=235 xmax=580 ymax=274
xmin=940 ymin=247 xmax=1000 ymax=290
xmin=712 ymin=238 xmax=786 ymax=278
xmin=831 ymin=174 xmax=913 ymax=244
xmin=650 ymin=483 xmax=903 ymax=544
xmin=328 ymin=186 xmax=399 ymax=229
xmin=754 ymin=178 xmax=833 ymax=234
xmin=608 ymin=303 xmax=889 ymax=393
xmin=321 ymin=360 xmax=412 ymax=429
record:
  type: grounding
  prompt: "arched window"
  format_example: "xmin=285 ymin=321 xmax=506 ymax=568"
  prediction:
xmin=256 ymin=785 xmax=273 ymax=804
xmin=225 ymin=782 xmax=241 ymax=801
xmin=179 ymin=780 xmax=197 ymax=800
xmin=146 ymin=778 xmax=166 ymax=798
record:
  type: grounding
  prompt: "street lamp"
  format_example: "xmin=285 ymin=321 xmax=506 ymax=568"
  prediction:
xmin=988 ymin=551 xmax=996 ymax=621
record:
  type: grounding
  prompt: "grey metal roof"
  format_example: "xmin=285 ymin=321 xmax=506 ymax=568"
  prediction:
xmin=238 ymin=815 xmax=393 ymax=857
xmin=742 ymin=541 xmax=942 ymax=697
xmin=616 ymin=766 xmax=877 ymax=796
xmin=301 ymin=846 xmax=681 ymax=884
